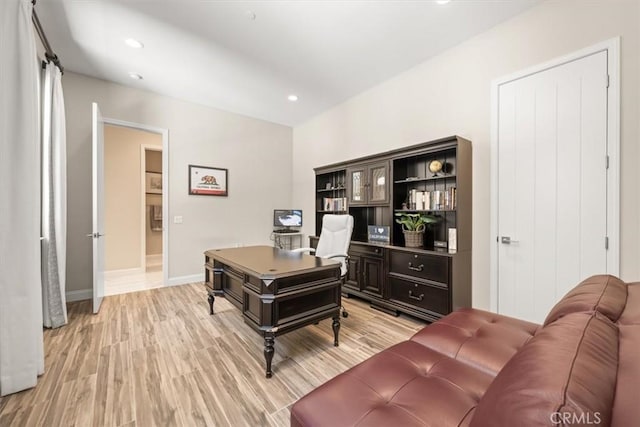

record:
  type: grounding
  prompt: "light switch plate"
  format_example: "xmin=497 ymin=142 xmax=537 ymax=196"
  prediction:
xmin=174 ymin=216 xmax=183 ymax=224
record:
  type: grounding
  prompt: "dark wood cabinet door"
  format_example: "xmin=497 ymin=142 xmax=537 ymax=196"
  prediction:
xmin=367 ymin=161 xmax=389 ymax=205
xmin=347 ymin=166 xmax=367 ymax=206
xmin=345 ymin=256 xmax=361 ymax=291
xmin=362 ymin=256 xmax=384 ymax=297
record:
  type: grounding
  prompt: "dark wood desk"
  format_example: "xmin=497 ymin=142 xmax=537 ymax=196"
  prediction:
xmin=204 ymin=245 xmax=342 ymax=378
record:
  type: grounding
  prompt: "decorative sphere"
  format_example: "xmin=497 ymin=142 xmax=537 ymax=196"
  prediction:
xmin=429 ymin=160 xmax=443 ymax=174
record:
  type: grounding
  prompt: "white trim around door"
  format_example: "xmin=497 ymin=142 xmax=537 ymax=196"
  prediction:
xmin=489 ymin=37 xmax=620 ymax=313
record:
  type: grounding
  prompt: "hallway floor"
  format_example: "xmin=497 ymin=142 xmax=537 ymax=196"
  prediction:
xmin=105 ymin=255 xmax=163 ymax=296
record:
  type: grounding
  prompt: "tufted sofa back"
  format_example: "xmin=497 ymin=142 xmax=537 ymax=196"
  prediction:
xmin=543 ymin=274 xmax=628 ymax=325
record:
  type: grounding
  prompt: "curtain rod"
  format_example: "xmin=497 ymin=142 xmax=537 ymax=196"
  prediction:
xmin=32 ymin=1 xmax=64 ymax=74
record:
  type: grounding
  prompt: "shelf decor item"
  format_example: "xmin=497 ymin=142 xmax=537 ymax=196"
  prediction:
xmin=145 ymin=172 xmax=162 ymax=194
xmin=395 ymin=212 xmax=439 ymax=248
xmin=429 ymin=160 xmax=443 ymax=177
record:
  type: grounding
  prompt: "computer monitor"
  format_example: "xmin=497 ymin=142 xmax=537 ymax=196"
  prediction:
xmin=274 ymin=209 xmax=302 ymax=228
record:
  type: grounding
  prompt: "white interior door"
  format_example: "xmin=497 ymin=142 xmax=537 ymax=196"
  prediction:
xmin=496 ymin=51 xmax=609 ymax=323
xmin=92 ymin=102 xmax=105 ymax=313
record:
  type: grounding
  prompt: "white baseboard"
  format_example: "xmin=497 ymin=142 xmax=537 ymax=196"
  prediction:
xmin=105 ymin=267 xmax=144 ymax=278
xmin=66 ymin=289 xmax=92 ymax=302
xmin=146 ymin=254 xmax=162 ymax=264
xmin=167 ymin=274 xmax=203 ymax=286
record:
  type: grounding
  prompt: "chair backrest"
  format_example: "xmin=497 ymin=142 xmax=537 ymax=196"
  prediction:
xmin=315 ymin=214 xmax=354 ymax=276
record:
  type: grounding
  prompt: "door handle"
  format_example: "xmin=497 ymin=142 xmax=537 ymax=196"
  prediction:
xmin=408 ymin=290 xmax=424 ymax=301
xmin=407 ymin=262 xmax=424 ymax=272
xmin=501 ymin=236 xmax=519 ymax=244
xmin=86 ymin=233 xmax=105 ymax=238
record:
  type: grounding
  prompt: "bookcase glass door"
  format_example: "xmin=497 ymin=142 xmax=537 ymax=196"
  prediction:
xmin=348 ymin=167 xmax=366 ymax=206
xmin=369 ymin=163 xmax=388 ymax=204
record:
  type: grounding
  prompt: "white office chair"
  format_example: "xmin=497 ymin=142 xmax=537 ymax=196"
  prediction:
xmin=293 ymin=214 xmax=354 ymax=317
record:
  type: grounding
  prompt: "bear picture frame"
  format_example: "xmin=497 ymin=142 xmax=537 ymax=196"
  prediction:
xmin=188 ymin=164 xmax=228 ymax=196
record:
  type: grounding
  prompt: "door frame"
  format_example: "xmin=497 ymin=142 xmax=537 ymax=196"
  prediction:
xmin=489 ymin=37 xmax=620 ymax=312
xmin=104 ymin=117 xmax=170 ymax=286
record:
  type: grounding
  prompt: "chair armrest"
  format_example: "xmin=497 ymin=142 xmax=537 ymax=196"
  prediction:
xmin=291 ymin=247 xmax=316 ymax=254
xmin=324 ymin=253 xmax=349 ymax=261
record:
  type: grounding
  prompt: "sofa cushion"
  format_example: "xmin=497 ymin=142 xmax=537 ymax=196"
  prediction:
xmin=471 ymin=311 xmax=618 ymax=427
xmin=410 ymin=308 xmax=539 ymax=377
xmin=543 ymin=274 xmax=627 ymax=326
xmin=291 ymin=340 xmax=492 ymax=427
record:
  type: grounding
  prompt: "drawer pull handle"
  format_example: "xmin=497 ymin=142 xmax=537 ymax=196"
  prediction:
xmin=408 ymin=290 xmax=424 ymax=301
xmin=408 ymin=263 xmax=424 ymax=272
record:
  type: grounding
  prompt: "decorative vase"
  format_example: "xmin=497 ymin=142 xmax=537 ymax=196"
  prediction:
xmin=402 ymin=225 xmax=425 ymax=248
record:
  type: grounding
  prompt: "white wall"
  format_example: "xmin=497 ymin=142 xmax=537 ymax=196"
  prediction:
xmin=292 ymin=0 xmax=640 ymax=309
xmin=64 ymin=72 xmax=293 ymax=292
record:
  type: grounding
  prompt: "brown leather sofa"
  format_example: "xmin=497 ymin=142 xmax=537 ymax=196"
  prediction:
xmin=291 ymin=275 xmax=639 ymax=426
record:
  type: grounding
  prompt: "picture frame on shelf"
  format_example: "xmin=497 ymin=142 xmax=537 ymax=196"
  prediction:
xmin=188 ymin=164 xmax=228 ymax=196
xmin=145 ymin=172 xmax=162 ymax=194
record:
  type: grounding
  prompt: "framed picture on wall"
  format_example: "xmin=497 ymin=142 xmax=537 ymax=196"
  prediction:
xmin=188 ymin=165 xmax=228 ymax=196
xmin=145 ymin=172 xmax=162 ymax=194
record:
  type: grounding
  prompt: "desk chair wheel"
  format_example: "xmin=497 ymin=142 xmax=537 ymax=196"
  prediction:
xmin=342 ymin=311 xmax=349 ymax=318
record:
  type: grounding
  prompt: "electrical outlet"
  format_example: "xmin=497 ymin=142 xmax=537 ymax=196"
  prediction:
xmin=173 ymin=216 xmax=183 ymax=224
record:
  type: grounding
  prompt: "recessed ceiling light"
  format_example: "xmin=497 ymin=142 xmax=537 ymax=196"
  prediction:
xmin=128 ymin=72 xmax=143 ymax=80
xmin=125 ymin=38 xmax=144 ymax=49
xmin=288 ymin=94 xmax=299 ymax=102
xmin=436 ymin=0 xmax=451 ymax=4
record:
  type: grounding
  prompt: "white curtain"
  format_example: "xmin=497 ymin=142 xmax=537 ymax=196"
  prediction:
xmin=0 ymin=0 xmax=45 ymax=395
xmin=41 ymin=63 xmax=68 ymax=328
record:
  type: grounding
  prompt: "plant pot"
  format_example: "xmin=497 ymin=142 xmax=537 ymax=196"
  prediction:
xmin=403 ymin=230 xmax=425 ymax=248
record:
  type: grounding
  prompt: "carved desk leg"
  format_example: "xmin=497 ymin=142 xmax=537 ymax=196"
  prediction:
xmin=332 ymin=315 xmax=340 ymax=346
xmin=264 ymin=333 xmax=275 ymax=378
xmin=207 ymin=293 xmax=215 ymax=315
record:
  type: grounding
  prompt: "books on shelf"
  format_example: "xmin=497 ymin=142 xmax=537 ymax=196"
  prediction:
xmin=407 ymin=187 xmax=456 ymax=211
xmin=323 ymin=197 xmax=347 ymax=212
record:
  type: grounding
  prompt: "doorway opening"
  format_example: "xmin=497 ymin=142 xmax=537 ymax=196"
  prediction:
xmin=103 ymin=123 xmax=166 ymax=295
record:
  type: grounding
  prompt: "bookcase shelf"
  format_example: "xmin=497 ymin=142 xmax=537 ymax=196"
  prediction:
xmin=393 ymin=175 xmax=456 ymax=184
xmin=317 ymin=188 xmax=346 ymax=193
xmin=395 ymin=209 xmax=456 ymax=213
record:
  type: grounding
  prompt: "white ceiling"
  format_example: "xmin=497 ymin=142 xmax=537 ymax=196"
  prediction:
xmin=37 ymin=0 xmax=539 ymax=126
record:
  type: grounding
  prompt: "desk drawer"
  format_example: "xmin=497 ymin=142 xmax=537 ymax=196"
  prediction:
xmin=388 ymin=276 xmax=449 ymax=315
xmin=389 ymin=250 xmax=449 ymax=285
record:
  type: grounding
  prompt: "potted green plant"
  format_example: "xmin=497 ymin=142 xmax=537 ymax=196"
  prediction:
xmin=395 ymin=212 xmax=439 ymax=248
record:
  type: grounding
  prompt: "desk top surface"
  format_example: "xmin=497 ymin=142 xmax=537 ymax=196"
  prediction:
xmin=205 ymin=245 xmax=340 ymax=278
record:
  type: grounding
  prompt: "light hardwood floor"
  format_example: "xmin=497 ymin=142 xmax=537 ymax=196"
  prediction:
xmin=0 ymin=283 xmax=425 ymax=427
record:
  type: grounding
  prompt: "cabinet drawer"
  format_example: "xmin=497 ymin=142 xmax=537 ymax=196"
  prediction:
xmin=349 ymin=243 xmax=384 ymax=258
xmin=389 ymin=276 xmax=449 ymax=315
xmin=389 ymin=251 xmax=449 ymax=285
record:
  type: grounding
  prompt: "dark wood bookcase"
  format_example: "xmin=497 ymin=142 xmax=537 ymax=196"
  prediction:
xmin=312 ymin=135 xmax=472 ymax=322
